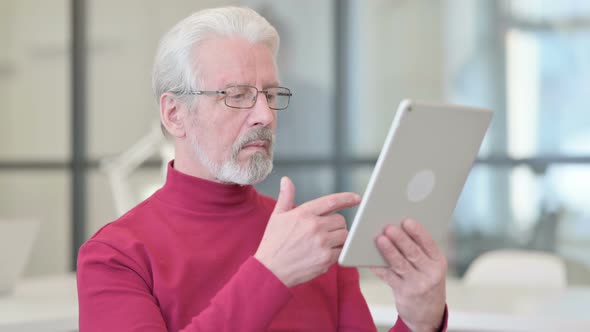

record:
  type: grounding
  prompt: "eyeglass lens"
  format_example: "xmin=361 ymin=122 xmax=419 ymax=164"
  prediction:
xmin=224 ymin=86 xmax=290 ymax=110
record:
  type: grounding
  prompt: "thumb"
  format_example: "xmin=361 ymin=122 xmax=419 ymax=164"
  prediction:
xmin=273 ymin=176 xmax=295 ymax=214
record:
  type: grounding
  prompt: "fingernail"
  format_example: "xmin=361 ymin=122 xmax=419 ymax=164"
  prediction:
xmin=280 ymin=177 xmax=286 ymax=190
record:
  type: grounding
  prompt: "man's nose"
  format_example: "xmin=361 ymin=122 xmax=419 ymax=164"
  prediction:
xmin=248 ymin=93 xmax=275 ymax=127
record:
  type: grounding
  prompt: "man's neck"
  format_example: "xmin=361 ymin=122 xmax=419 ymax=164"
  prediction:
xmin=173 ymin=151 xmax=219 ymax=183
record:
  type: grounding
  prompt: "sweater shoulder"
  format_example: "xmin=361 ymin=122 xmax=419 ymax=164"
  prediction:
xmin=86 ymin=194 xmax=161 ymax=248
xmin=80 ymin=193 xmax=168 ymax=272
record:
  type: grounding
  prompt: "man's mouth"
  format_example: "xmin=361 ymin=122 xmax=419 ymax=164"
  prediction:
xmin=242 ymin=140 xmax=270 ymax=150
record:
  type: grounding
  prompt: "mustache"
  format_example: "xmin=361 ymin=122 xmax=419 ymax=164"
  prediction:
xmin=232 ymin=127 xmax=274 ymax=155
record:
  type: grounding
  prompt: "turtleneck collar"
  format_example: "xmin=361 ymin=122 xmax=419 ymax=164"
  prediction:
xmin=155 ymin=160 xmax=258 ymax=214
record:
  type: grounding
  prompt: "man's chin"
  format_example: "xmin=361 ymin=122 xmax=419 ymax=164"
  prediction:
xmin=240 ymin=146 xmax=271 ymax=157
xmin=217 ymin=154 xmax=273 ymax=185
xmin=237 ymin=148 xmax=272 ymax=162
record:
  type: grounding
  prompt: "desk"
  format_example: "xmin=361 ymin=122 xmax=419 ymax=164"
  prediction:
xmin=0 ymin=274 xmax=77 ymax=332
xmin=361 ymin=277 xmax=590 ymax=332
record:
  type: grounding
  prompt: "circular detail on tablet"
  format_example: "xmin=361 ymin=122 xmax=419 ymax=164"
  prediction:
xmin=406 ymin=170 xmax=436 ymax=202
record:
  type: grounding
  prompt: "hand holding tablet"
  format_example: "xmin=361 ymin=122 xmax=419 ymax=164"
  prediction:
xmin=339 ymin=99 xmax=493 ymax=267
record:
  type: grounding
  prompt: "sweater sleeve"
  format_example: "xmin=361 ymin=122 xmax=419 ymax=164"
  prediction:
xmin=337 ymin=266 xmax=410 ymax=331
xmin=77 ymin=240 xmax=292 ymax=332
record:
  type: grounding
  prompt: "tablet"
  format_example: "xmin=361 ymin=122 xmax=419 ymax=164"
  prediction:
xmin=339 ymin=99 xmax=493 ymax=267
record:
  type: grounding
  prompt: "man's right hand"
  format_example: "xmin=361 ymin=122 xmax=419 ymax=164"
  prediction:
xmin=254 ymin=176 xmax=361 ymax=287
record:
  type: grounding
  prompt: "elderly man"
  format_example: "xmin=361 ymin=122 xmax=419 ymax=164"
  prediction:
xmin=77 ymin=6 xmax=447 ymax=332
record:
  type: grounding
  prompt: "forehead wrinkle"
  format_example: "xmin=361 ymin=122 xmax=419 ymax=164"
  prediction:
xmin=217 ymin=75 xmax=256 ymax=89
xmin=210 ymin=59 xmax=257 ymax=89
xmin=198 ymin=38 xmax=277 ymax=90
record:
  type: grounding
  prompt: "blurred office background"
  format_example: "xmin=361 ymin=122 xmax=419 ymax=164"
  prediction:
xmin=1 ymin=0 xmax=590 ymax=286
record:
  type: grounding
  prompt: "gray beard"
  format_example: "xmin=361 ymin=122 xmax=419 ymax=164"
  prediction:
xmin=189 ymin=127 xmax=274 ymax=185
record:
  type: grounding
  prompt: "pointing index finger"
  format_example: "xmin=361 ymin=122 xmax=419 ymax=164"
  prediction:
xmin=299 ymin=192 xmax=361 ymax=216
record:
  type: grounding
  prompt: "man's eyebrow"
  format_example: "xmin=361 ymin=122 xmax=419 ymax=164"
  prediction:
xmin=219 ymin=81 xmax=257 ymax=88
xmin=217 ymin=80 xmax=281 ymax=89
xmin=262 ymin=81 xmax=281 ymax=89
xmin=220 ymin=81 xmax=239 ymax=88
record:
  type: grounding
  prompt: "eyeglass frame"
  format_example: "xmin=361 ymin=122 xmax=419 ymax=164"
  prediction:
xmin=187 ymin=85 xmax=292 ymax=110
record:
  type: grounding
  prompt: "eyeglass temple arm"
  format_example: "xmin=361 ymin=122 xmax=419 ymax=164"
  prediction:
xmin=192 ymin=90 xmax=226 ymax=95
xmin=190 ymin=90 xmax=291 ymax=96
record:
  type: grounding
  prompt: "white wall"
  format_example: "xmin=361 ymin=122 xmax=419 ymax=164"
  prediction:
xmin=0 ymin=0 xmax=70 ymax=276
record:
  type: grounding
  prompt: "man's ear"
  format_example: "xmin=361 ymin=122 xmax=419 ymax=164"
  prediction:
xmin=160 ymin=93 xmax=187 ymax=138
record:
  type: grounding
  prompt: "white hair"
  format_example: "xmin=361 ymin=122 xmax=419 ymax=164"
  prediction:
xmin=152 ymin=6 xmax=280 ymax=103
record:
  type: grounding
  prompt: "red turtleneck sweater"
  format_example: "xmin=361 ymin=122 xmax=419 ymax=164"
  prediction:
xmin=77 ymin=162 xmax=412 ymax=331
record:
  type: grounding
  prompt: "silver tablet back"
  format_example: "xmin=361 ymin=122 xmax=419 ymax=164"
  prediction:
xmin=339 ymin=100 xmax=493 ymax=267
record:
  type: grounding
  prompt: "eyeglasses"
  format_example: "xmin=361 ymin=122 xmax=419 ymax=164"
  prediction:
xmin=189 ymin=85 xmax=292 ymax=110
